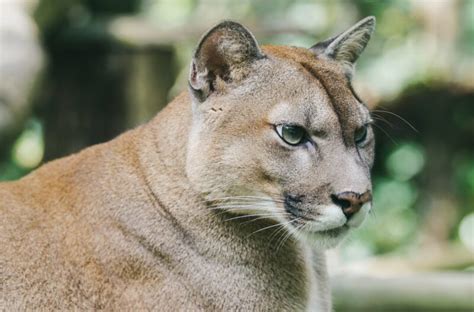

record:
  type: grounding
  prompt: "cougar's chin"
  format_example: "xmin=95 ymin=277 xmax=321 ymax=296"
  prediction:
xmin=298 ymin=225 xmax=350 ymax=249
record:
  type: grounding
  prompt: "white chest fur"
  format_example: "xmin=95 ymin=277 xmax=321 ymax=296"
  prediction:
xmin=305 ymin=246 xmax=332 ymax=312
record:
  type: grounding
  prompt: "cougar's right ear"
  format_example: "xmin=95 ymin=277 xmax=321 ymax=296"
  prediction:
xmin=189 ymin=21 xmax=263 ymax=102
xmin=310 ymin=16 xmax=375 ymax=78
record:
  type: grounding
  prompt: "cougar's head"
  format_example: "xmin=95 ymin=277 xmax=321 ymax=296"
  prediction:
xmin=186 ymin=17 xmax=376 ymax=248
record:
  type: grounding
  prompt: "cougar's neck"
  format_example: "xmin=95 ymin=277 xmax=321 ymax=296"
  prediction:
xmin=143 ymin=91 xmax=192 ymax=178
xmin=133 ymin=91 xmax=209 ymax=225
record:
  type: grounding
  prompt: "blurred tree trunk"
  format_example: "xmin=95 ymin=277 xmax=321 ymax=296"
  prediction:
xmin=30 ymin=0 xmax=176 ymax=161
xmin=125 ymin=49 xmax=177 ymax=128
xmin=34 ymin=40 xmax=175 ymax=161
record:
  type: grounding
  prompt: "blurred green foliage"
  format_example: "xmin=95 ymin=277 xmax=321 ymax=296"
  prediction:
xmin=0 ymin=119 xmax=43 ymax=181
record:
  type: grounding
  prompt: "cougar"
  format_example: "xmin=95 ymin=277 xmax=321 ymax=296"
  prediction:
xmin=1 ymin=17 xmax=376 ymax=311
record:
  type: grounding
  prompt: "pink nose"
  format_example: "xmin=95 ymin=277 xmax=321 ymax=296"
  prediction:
xmin=331 ymin=191 xmax=372 ymax=219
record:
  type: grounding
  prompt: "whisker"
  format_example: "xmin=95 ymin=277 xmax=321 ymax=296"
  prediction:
xmin=371 ymin=114 xmax=394 ymax=129
xmin=276 ymin=221 xmax=303 ymax=252
xmin=268 ymin=221 xmax=291 ymax=243
xmin=210 ymin=196 xmax=285 ymax=203
xmin=209 ymin=205 xmax=287 ymax=221
xmin=247 ymin=219 xmax=296 ymax=238
xmin=209 ymin=203 xmax=278 ymax=209
xmin=209 ymin=206 xmax=278 ymax=212
xmin=208 ymin=200 xmax=283 ymax=209
xmin=372 ymin=109 xmax=418 ymax=133
xmin=223 ymin=213 xmax=286 ymax=223
xmin=242 ymin=213 xmax=288 ymax=221
xmin=267 ymin=224 xmax=290 ymax=249
xmin=188 ymin=201 xmax=284 ymax=221
xmin=270 ymin=224 xmax=291 ymax=248
xmin=372 ymin=123 xmax=398 ymax=145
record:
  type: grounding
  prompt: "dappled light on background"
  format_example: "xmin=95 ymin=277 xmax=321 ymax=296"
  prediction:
xmin=144 ymin=0 xmax=194 ymax=28
xmin=386 ymin=143 xmax=425 ymax=181
xmin=375 ymin=179 xmax=418 ymax=213
xmin=459 ymin=213 xmax=474 ymax=252
xmin=12 ymin=119 xmax=44 ymax=169
xmin=456 ymin=160 xmax=474 ymax=196
xmin=286 ymin=3 xmax=327 ymax=31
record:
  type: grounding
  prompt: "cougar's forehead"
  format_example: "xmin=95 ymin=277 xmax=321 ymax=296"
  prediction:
xmin=261 ymin=45 xmax=369 ymax=141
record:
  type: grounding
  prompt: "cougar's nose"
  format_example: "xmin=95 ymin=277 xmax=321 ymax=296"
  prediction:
xmin=331 ymin=191 xmax=372 ymax=219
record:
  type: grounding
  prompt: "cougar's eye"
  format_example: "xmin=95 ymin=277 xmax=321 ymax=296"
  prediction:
xmin=275 ymin=124 xmax=307 ymax=146
xmin=355 ymin=125 xmax=368 ymax=145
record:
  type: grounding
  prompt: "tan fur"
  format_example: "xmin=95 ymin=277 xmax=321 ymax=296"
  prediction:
xmin=1 ymin=19 xmax=375 ymax=311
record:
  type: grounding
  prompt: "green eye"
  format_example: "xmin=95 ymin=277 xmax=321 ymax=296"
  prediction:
xmin=355 ymin=125 xmax=368 ymax=145
xmin=276 ymin=124 xmax=307 ymax=146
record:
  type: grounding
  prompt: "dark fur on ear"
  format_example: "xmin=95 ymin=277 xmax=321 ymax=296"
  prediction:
xmin=189 ymin=21 xmax=264 ymax=102
xmin=310 ymin=16 xmax=375 ymax=78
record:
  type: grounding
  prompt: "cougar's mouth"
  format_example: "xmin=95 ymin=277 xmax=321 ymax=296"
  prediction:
xmin=284 ymin=195 xmax=345 ymax=225
xmin=314 ymin=225 xmax=349 ymax=237
xmin=280 ymin=194 xmax=355 ymax=248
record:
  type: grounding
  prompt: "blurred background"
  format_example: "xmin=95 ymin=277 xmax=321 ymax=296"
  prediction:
xmin=1 ymin=0 xmax=473 ymax=310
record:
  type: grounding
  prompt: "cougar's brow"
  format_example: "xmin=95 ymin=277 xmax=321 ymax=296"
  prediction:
xmin=299 ymin=63 xmax=347 ymax=145
xmin=347 ymin=82 xmax=365 ymax=107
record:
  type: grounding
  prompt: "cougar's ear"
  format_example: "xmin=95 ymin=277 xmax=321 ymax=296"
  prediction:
xmin=310 ymin=16 xmax=375 ymax=77
xmin=189 ymin=21 xmax=263 ymax=102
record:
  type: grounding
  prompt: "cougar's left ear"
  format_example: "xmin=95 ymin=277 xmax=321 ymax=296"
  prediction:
xmin=310 ymin=16 xmax=375 ymax=77
xmin=189 ymin=21 xmax=263 ymax=102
